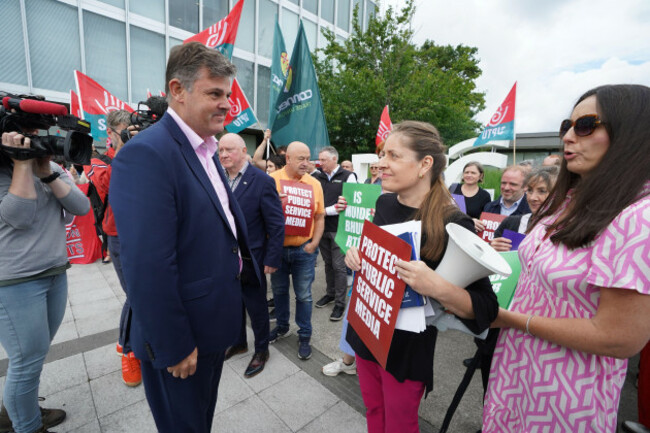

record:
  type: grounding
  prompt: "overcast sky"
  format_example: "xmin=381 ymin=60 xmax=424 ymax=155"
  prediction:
xmin=383 ymin=0 xmax=650 ymax=133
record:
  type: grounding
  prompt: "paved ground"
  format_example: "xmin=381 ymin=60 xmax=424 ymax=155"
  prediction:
xmin=0 ymin=256 xmax=640 ymax=432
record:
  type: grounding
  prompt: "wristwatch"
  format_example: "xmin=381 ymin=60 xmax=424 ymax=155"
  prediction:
xmin=39 ymin=172 xmax=60 ymax=184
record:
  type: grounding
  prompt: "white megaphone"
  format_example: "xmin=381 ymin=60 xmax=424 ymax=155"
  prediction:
xmin=424 ymin=223 xmax=512 ymax=339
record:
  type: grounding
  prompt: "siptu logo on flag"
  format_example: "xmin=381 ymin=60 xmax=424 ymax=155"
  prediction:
xmin=270 ymin=20 xmax=330 ymax=154
xmin=269 ymin=19 xmax=288 ymax=127
xmin=224 ymin=78 xmax=258 ymax=133
xmin=74 ymin=70 xmax=133 ymax=142
xmin=70 ymin=90 xmax=81 ymax=118
xmin=184 ymin=0 xmax=244 ymax=59
xmin=473 ymin=82 xmax=516 ymax=147
xmin=376 ymin=105 xmax=392 ymax=147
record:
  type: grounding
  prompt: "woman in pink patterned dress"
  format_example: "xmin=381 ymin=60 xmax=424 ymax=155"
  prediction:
xmin=483 ymin=84 xmax=650 ymax=433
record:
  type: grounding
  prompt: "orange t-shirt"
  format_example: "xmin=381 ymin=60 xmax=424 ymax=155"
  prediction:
xmin=270 ymin=168 xmax=325 ymax=247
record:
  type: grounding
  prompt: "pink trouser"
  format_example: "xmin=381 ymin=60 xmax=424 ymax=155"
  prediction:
xmin=356 ymin=355 xmax=425 ymax=433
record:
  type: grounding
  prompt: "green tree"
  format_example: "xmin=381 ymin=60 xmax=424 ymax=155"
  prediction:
xmin=314 ymin=0 xmax=486 ymax=159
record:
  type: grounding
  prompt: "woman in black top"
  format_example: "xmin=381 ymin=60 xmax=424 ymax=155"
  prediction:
xmin=344 ymin=121 xmax=498 ymax=433
xmin=450 ymin=161 xmax=491 ymax=219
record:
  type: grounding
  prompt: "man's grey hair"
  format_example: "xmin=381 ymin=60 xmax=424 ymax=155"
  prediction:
xmin=165 ymin=42 xmax=237 ymax=97
xmin=107 ymin=110 xmax=131 ymax=129
xmin=319 ymin=146 xmax=339 ymax=161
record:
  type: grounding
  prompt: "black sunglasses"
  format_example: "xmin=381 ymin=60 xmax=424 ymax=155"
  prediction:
xmin=559 ymin=114 xmax=604 ymax=138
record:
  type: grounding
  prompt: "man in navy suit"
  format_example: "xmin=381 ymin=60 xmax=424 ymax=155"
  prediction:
xmin=218 ymin=133 xmax=284 ymax=378
xmin=476 ymin=165 xmax=531 ymax=233
xmin=110 ymin=42 xmax=259 ymax=433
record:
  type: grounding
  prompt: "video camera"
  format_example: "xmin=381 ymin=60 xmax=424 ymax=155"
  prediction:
xmin=120 ymin=96 xmax=167 ymax=143
xmin=0 ymin=93 xmax=93 ymax=165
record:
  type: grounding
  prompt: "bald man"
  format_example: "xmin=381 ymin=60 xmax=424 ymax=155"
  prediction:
xmin=268 ymin=142 xmax=325 ymax=360
xmin=219 ymin=133 xmax=284 ymax=378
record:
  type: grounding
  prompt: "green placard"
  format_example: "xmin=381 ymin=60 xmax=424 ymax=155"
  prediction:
xmin=489 ymin=251 xmax=522 ymax=309
xmin=335 ymin=183 xmax=382 ymax=254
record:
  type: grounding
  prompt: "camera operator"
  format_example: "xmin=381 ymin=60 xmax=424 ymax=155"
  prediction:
xmin=0 ymin=130 xmax=89 ymax=433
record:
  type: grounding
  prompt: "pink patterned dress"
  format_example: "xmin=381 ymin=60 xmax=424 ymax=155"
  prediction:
xmin=483 ymin=184 xmax=650 ymax=433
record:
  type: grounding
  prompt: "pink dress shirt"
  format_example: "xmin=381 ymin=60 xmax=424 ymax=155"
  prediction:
xmin=166 ymin=107 xmax=238 ymax=239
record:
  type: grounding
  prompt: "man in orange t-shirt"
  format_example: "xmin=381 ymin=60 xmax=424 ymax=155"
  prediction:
xmin=269 ymin=141 xmax=325 ymax=360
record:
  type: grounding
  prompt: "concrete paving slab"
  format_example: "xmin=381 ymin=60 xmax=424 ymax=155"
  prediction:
xmin=39 ymin=354 xmax=87 ymax=397
xmin=214 ymin=362 xmax=256 ymax=414
xmin=84 ymin=343 xmax=121 ymax=380
xmin=89 ymin=370 xmax=146 ymax=418
xmin=41 ymin=382 xmax=97 ymax=432
xmin=99 ymin=398 xmax=157 ymax=433
xmin=51 ymin=320 xmax=80 ymax=346
xmin=227 ymin=346 xmax=301 ymax=394
xmin=259 ymin=371 xmax=339 ymax=431
xmin=75 ymin=308 xmax=121 ymax=338
xmin=67 ymin=285 xmax=115 ymax=306
xmin=65 ymin=419 xmax=102 ymax=433
xmin=70 ymin=297 xmax=122 ymax=320
xmin=298 ymin=400 xmax=367 ymax=433
xmin=212 ymin=394 xmax=292 ymax=433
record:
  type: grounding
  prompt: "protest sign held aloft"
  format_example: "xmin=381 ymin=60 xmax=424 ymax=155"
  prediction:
xmin=478 ymin=211 xmax=506 ymax=242
xmin=348 ymin=220 xmax=412 ymax=368
xmin=335 ymin=183 xmax=382 ymax=254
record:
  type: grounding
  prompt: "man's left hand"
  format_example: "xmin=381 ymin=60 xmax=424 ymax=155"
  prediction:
xmin=303 ymin=242 xmax=318 ymax=254
xmin=167 ymin=347 xmax=198 ymax=379
xmin=264 ymin=266 xmax=277 ymax=274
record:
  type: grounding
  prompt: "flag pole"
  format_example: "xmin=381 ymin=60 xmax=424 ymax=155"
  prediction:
xmin=512 ymin=82 xmax=517 ymax=164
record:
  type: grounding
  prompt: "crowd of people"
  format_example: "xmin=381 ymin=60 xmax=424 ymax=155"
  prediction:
xmin=0 ymin=39 xmax=649 ymax=433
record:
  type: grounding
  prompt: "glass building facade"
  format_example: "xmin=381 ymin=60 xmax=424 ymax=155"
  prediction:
xmin=1 ymin=0 xmax=377 ymax=132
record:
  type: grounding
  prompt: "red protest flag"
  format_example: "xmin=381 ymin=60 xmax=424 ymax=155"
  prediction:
xmin=66 ymin=184 xmax=103 ymax=264
xmin=74 ymin=70 xmax=133 ymax=142
xmin=376 ymin=105 xmax=392 ymax=147
xmin=184 ymin=0 xmax=244 ymax=59
xmin=348 ymin=220 xmax=411 ymax=368
xmin=70 ymin=90 xmax=81 ymax=118
xmin=224 ymin=77 xmax=258 ymax=133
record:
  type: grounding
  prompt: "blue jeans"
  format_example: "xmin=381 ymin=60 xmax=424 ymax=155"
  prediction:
xmin=107 ymin=235 xmax=132 ymax=354
xmin=0 ymin=273 xmax=68 ymax=433
xmin=270 ymin=243 xmax=318 ymax=341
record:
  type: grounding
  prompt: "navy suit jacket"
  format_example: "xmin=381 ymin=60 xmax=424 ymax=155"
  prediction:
xmin=483 ymin=196 xmax=531 ymax=216
xmin=109 ymin=113 xmax=260 ymax=369
xmin=230 ymin=165 xmax=284 ymax=274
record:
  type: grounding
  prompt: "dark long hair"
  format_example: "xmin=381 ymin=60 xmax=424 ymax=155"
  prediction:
xmin=391 ymin=121 xmax=455 ymax=262
xmin=529 ymin=84 xmax=650 ymax=248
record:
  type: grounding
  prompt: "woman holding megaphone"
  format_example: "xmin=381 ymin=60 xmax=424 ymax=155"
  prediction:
xmin=345 ymin=121 xmax=498 ymax=433
xmin=483 ymin=85 xmax=650 ymax=432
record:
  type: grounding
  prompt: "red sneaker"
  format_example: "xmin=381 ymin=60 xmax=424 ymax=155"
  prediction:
xmin=122 ymin=352 xmax=142 ymax=387
xmin=116 ymin=343 xmax=123 ymax=357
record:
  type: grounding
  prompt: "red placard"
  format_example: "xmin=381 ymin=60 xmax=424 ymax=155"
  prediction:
xmin=478 ymin=212 xmax=507 ymax=242
xmin=65 ymin=184 xmax=103 ymax=264
xmin=279 ymin=180 xmax=315 ymax=237
xmin=348 ymin=220 xmax=412 ymax=368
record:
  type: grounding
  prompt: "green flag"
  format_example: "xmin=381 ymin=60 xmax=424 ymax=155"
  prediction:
xmin=269 ymin=20 xmax=288 ymax=127
xmin=270 ymin=20 xmax=330 ymax=153
xmin=335 ymin=183 xmax=382 ymax=254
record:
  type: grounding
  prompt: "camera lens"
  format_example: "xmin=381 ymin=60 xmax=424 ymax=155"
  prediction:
xmin=64 ymin=131 xmax=93 ymax=165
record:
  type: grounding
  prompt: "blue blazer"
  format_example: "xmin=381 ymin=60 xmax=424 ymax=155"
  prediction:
xmin=231 ymin=165 xmax=285 ymax=273
xmin=109 ymin=113 xmax=260 ymax=369
xmin=483 ymin=196 xmax=531 ymax=216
